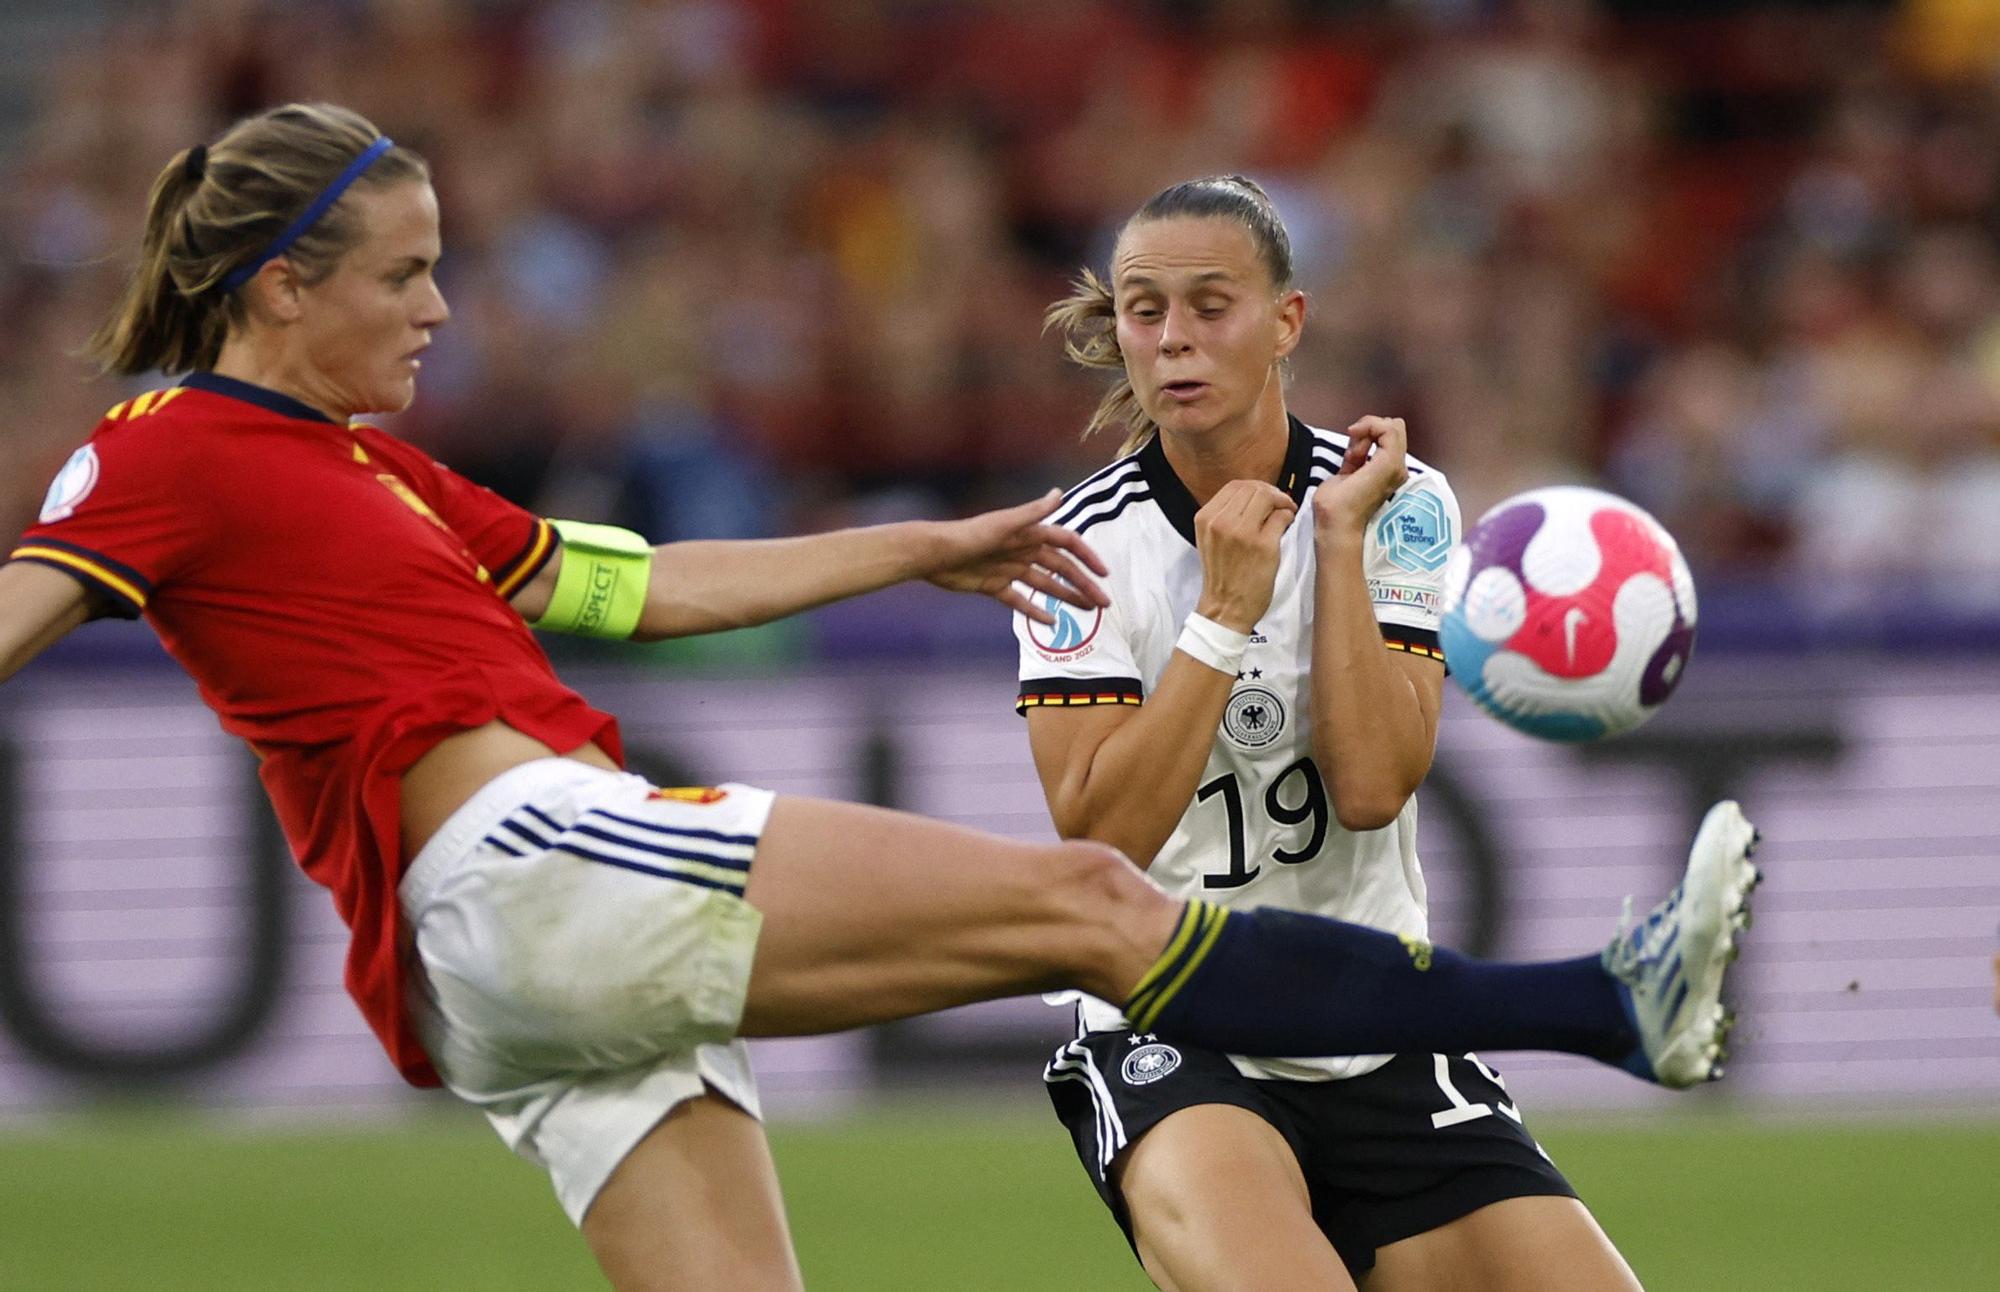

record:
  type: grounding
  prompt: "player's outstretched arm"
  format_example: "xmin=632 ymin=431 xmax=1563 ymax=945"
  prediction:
xmin=0 ymin=562 xmax=92 ymax=685
xmin=627 ymin=490 xmax=1109 ymax=641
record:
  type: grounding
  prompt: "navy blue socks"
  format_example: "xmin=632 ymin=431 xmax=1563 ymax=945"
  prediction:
xmin=1127 ymin=902 xmax=1635 ymax=1062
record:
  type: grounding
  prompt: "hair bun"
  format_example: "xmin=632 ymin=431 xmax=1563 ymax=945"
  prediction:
xmin=183 ymin=144 xmax=208 ymax=182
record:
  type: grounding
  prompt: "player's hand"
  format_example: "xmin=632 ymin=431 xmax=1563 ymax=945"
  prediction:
xmin=1314 ymin=415 xmax=1411 ymax=539
xmin=1194 ymin=480 xmax=1297 ymax=632
xmin=925 ymin=490 xmax=1111 ymax=625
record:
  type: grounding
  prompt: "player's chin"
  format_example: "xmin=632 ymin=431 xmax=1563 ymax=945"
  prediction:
xmin=1150 ymin=400 xmax=1227 ymax=437
xmin=371 ymin=372 xmax=421 ymax=415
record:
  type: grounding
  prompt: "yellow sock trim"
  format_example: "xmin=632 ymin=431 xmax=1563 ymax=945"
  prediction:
xmin=1126 ymin=902 xmax=1231 ymax=1033
xmin=1125 ymin=903 xmax=1203 ymax=1010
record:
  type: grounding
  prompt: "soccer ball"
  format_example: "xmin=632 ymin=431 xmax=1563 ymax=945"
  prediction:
xmin=1439 ymin=486 xmax=1696 ymax=742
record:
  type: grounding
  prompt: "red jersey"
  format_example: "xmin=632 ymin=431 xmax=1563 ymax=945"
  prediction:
xmin=8 ymin=372 xmax=622 ymax=1086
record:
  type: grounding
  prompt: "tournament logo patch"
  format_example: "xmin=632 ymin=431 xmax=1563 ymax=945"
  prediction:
xmin=650 ymin=786 xmax=729 ymax=805
xmin=1221 ymin=684 xmax=1286 ymax=750
xmin=1026 ymin=590 xmax=1102 ymax=660
xmin=39 ymin=445 xmax=99 ymax=523
xmin=1377 ymin=490 xmax=1453 ymax=573
xmin=1122 ymin=1042 xmax=1182 ymax=1085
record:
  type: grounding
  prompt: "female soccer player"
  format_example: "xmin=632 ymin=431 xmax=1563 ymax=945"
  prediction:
xmin=1021 ymin=175 xmax=1754 ymax=1291
xmin=1 ymin=111 xmax=1753 ymax=1292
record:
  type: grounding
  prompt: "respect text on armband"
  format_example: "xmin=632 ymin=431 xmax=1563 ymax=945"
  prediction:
xmin=580 ymin=564 xmax=618 ymax=632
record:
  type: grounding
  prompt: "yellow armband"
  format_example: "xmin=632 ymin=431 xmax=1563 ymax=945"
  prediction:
xmin=532 ymin=520 xmax=653 ymax=640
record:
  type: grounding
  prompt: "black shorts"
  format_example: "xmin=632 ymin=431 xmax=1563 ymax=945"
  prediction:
xmin=1045 ymin=1029 xmax=1577 ymax=1278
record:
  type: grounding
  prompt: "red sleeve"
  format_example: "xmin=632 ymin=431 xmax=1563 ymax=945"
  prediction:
xmin=10 ymin=410 xmax=207 ymax=619
xmin=355 ymin=428 xmax=557 ymax=599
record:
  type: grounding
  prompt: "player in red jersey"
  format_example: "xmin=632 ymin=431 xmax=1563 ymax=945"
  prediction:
xmin=0 ymin=105 xmax=1758 ymax=1291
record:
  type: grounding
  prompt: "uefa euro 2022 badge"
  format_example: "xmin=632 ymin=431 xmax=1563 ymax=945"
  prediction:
xmin=1222 ymin=684 xmax=1286 ymax=750
xmin=1026 ymin=588 xmax=1102 ymax=662
xmin=1122 ymin=1039 xmax=1182 ymax=1086
xmin=39 ymin=444 xmax=100 ymax=524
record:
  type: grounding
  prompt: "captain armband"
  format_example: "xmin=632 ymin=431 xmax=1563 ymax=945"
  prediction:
xmin=532 ymin=520 xmax=653 ymax=640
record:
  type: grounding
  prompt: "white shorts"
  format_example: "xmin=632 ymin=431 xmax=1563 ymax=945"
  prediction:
xmin=398 ymin=758 xmax=773 ymax=1225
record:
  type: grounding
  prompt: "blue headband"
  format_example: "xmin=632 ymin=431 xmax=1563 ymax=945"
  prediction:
xmin=220 ymin=135 xmax=395 ymax=293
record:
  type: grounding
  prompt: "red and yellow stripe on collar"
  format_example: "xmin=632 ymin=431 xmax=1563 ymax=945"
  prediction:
xmin=102 ymin=387 xmax=188 ymax=423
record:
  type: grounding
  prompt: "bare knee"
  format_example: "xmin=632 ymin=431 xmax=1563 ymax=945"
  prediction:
xmin=1046 ymin=838 xmax=1168 ymax=928
xmin=1035 ymin=839 xmax=1179 ymax=1000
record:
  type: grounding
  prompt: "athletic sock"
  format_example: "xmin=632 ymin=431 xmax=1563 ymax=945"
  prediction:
xmin=1128 ymin=901 xmax=1634 ymax=1061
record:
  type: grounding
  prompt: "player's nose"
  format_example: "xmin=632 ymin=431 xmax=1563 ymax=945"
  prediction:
xmin=417 ymin=279 xmax=450 ymax=328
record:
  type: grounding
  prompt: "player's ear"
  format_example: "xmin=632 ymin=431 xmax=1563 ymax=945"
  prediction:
xmin=1273 ymin=288 xmax=1306 ymax=360
xmin=245 ymin=258 xmax=307 ymax=324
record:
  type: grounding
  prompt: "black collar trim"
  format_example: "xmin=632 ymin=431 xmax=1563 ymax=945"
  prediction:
xmin=179 ymin=371 xmax=339 ymax=425
xmin=1137 ymin=414 xmax=1318 ymax=547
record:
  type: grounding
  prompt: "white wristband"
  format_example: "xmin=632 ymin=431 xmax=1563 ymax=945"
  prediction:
xmin=1176 ymin=612 xmax=1251 ymax=676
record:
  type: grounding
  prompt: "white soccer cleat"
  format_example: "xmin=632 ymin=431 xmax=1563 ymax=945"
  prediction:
xmin=1602 ymin=800 xmax=1762 ymax=1088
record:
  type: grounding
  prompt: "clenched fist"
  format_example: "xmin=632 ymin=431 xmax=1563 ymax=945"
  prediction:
xmin=1193 ymin=480 xmax=1298 ymax=633
xmin=1314 ymin=415 xmax=1411 ymax=540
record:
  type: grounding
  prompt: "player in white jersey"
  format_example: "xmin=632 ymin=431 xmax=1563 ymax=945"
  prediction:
xmin=1017 ymin=177 xmax=1675 ymax=1291
xmin=1020 ymin=409 xmax=1452 ymax=1081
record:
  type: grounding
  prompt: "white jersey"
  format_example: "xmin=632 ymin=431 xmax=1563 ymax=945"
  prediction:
xmin=1015 ymin=415 xmax=1462 ymax=1082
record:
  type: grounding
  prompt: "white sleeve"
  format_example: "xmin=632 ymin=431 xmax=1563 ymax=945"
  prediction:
xmin=1363 ymin=467 xmax=1461 ymax=664
xmin=1013 ymin=590 xmax=1145 ymax=715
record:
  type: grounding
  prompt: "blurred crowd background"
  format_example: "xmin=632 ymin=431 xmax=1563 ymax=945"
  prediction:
xmin=4 ymin=0 xmax=2000 ymax=612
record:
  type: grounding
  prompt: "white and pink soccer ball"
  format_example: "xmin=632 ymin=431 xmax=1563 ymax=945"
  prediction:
xmin=1440 ymin=486 xmax=1697 ymax=742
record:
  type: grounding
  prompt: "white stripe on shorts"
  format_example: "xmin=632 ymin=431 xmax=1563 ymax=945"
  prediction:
xmin=1046 ymin=1040 xmax=1127 ymax=1176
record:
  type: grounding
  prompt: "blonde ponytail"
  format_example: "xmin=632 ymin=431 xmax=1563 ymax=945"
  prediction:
xmin=89 ymin=146 xmax=224 ymax=376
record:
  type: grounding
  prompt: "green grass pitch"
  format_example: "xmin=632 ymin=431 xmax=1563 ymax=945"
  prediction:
xmin=0 ymin=1106 xmax=1993 ymax=1289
